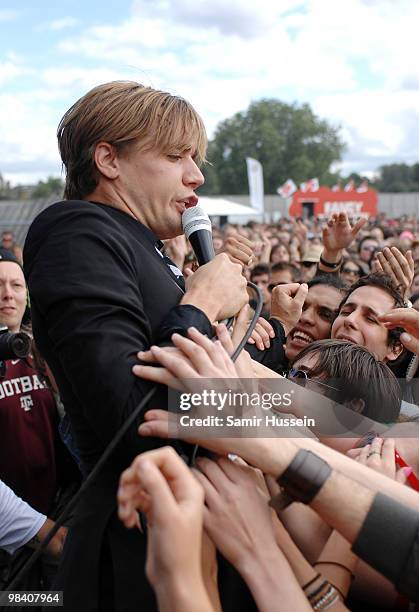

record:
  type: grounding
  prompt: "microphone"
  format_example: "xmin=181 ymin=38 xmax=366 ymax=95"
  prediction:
xmin=182 ymin=205 xmax=215 ymax=266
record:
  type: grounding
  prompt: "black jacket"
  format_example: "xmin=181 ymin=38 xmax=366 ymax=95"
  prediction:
xmin=24 ymin=200 xmax=220 ymax=611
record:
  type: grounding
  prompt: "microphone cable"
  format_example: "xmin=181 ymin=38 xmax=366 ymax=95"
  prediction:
xmin=6 ymin=282 xmax=264 ymax=590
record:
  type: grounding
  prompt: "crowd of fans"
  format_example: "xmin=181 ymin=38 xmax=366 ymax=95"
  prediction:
xmin=1 ymin=211 xmax=419 ymax=611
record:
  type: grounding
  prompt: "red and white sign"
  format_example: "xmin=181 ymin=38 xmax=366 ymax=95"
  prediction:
xmin=288 ymin=185 xmax=378 ymax=218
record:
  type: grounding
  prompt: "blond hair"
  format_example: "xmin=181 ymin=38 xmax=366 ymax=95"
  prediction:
xmin=57 ymin=81 xmax=208 ymax=200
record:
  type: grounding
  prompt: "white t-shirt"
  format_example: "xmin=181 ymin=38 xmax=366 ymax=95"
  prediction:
xmin=0 ymin=479 xmax=46 ymax=555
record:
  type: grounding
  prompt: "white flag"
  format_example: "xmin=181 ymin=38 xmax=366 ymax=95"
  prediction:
xmin=246 ymin=157 xmax=264 ymax=213
xmin=277 ymin=179 xmax=297 ymax=198
xmin=301 ymin=178 xmax=319 ymax=192
xmin=309 ymin=177 xmax=319 ymax=192
xmin=357 ymin=180 xmax=368 ymax=193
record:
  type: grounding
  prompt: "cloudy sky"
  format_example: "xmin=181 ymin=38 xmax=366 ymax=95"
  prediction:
xmin=1 ymin=0 xmax=419 ymax=186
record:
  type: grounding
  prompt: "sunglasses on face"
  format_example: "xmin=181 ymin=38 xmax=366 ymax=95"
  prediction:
xmin=341 ymin=267 xmax=360 ymax=276
xmin=301 ymin=261 xmax=316 ymax=268
xmin=287 ymin=368 xmax=341 ymax=397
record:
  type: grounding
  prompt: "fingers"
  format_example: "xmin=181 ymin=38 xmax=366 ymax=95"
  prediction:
xmin=183 ymin=327 xmax=230 ymax=372
xmin=132 ymin=363 xmax=183 ymax=391
xmin=377 ymin=247 xmax=410 ymax=289
xmin=222 ymin=236 xmax=254 ymax=266
xmin=346 ymin=447 xmax=363 ymax=459
xmin=293 ymin=283 xmax=309 ymax=309
xmin=147 ymin=343 xmax=199 ymax=378
xmin=184 ymin=268 xmax=194 ymax=278
xmin=357 ymin=443 xmax=371 ymax=465
xmin=257 ymin=317 xmax=275 ymax=337
xmin=396 ymin=466 xmax=412 ymax=484
xmin=392 ymin=247 xmax=412 ymax=278
xmin=406 ymin=250 xmax=415 ymax=274
xmin=192 ymin=468 xmax=220 ymax=510
xmin=138 ymin=412 xmax=171 ymax=439
xmin=195 ymin=457 xmax=234 ymax=496
xmin=379 ymin=308 xmax=419 ymax=325
xmin=230 ymin=304 xmax=250 ymax=350
xmin=371 ymin=258 xmax=382 ymax=274
xmin=380 ymin=438 xmax=395 ymax=470
xmin=251 ymin=321 xmax=272 ymax=350
xmin=247 ymin=316 xmax=275 ymax=350
xmin=272 ymin=282 xmax=302 ymax=297
xmin=376 ymin=251 xmax=397 ymax=283
xmin=400 ymin=332 xmax=419 ymax=355
xmin=351 ymin=217 xmax=368 ymax=236
xmin=379 ymin=308 xmax=419 ymax=341
xmin=118 ymin=447 xmax=203 ymax=527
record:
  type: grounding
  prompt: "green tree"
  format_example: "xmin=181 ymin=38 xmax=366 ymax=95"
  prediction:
xmin=200 ymin=99 xmax=345 ymax=195
xmin=0 ymin=173 xmax=12 ymax=200
xmin=376 ymin=163 xmax=412 ymax=192
xmin=31 ymin=176 xmax=64 ymax=199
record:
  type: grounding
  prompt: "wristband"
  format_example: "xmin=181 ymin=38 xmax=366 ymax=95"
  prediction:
xmin=269 ymin=450 xmax=332 ymax=511
xmin=319 ymin=255 xmax=342 ymax=269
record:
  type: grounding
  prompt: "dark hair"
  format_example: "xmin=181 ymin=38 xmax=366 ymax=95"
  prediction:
xmin=307 ymin=274 xmax=347 ymax=293
xmin=339 ymin=272 xmax=404 ymax=347
xmin=271 ymin=262 xmax=300 ymax=281
xmin=340 ymin=257 xmax=364 ymax=277
xmin=270 ymin=242 xmax=290 ymax=262
xmin=358 ymin=235 xmax=378 ymax=252
xmin=290 ymin=339 xmax=401 ymax=423
xmin=250 ymin=263 xmax=270 ymax=279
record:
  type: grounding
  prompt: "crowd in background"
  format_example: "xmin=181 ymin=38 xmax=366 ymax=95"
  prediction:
xmin=2 ymin=210 xmax=419 ymax=611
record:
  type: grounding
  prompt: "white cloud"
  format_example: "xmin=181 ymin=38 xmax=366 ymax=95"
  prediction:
xmin=3 ymin=0 xmax=419 ymax=184
xmin=0 ymin=61 xmax=27 ymax=85
xmin=0 ymin=9 xmax=18 ymax=22
xmin=45 ymin=17 xmax=79 ymax=31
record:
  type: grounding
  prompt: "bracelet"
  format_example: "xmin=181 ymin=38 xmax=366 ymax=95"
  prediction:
xmin=269 ymin=450 xmax=332 ymax=512
xmin=306 ymin=579 xmax=329 ymax=601
xmin=314 ymin=560 xmax=355 ymax=581
xmin=302 ymin=573 xmax=321 ymax=592
xmin=311 ymin=584 xmax=340 ymax=611
xmin=319 ymin=255 xmax=342 ymax=269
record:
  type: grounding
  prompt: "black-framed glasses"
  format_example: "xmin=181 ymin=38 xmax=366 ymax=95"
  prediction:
xmin=287 ymin=368 xmax=341 ymax=397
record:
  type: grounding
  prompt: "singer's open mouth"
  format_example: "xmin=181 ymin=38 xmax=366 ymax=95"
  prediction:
xmin=184 ymin=195 xmax=198 ymax=208
xmin=176 ymin=196 xmax=198 ymax=213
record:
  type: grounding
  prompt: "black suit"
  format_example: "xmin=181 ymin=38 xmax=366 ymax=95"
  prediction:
xmin=24 ymin=200 xmax=215 ymax=611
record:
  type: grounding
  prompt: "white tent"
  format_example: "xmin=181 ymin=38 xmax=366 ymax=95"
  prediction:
xmin=198 ymin=197 xmax=262 ymax=217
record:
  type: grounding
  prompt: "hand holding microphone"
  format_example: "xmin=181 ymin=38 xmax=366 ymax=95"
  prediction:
xmin=180 ymin=206 xmax=248 ymax=322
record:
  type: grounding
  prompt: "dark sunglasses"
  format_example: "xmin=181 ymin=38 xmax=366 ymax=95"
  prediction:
xmin=287 ymin=368 xmax=340 ymax=396
xmin=301 ymin=261 xmax=316 ymax=268
xmin=341 ymin=267 xmax=360 ymax=276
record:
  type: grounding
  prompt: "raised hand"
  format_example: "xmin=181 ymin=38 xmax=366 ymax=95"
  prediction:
xmin=117 ymin=447 xmax=213 ymax=612
xmin=220 ymin=234 xmax=255 ymax=267
xmin=373 ymin=247 xmax=414 ymax=301
xmin=247 ymin=317 xmax=276 ymax=350
xmin=270 ymin=283 xmax=308 ymax=336
xmin=379 ymin=307 xmax=419 ymax=354
xmin=322 ymin=213 xmax=367 ymax=253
